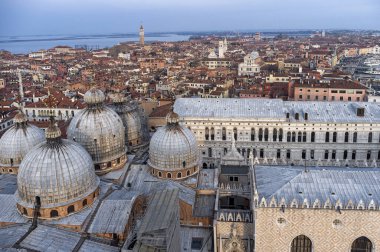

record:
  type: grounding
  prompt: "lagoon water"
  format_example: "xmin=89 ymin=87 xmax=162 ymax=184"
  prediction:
xmin=0 ymin=33 xmax=190 ymax=54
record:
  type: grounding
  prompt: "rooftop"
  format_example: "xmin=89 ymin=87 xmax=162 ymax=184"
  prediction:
xmin=255 ymin=166 xmax=380 ymax=209
xmin=174 ymin=98 xmax=380 ymax=123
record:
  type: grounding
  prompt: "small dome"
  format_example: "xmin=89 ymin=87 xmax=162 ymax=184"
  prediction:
xmin=109 ymin=95 xmax=149 ymax=148
xmin=68 ymin=88 xmax=127 ymax=174
xmin=148 ymin=112 xmax=199 ymax=179
xmin=17 ymin=136 xmax=99 ymax=217
xmin=84 ymin=88 xmax=106 ymax=105
xmin=0 ymin=111 xmax=45 ymax=170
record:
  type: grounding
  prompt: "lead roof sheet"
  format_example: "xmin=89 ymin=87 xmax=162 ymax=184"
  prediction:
xmin=174 ymin=98 xmax=380 ymax=123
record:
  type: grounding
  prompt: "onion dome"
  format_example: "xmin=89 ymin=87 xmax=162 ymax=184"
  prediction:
xmin=108 ymin=94 xmax=149 ymax=149
xmin=16 ymin=118 xmax=100 ymax=219
xmin=0 ymin=110 xmax=45 ymax=174
xmin=67 ymin=88 xmax=127 ymax=175
xmin=148 ymin=109 xmax=200 ymax=180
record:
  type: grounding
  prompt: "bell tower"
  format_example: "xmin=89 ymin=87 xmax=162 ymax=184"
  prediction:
xmin=139 ymin=24 xmax=145 ymax=46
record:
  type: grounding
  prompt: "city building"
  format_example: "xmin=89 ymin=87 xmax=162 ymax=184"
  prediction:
xmin=174 ymin=98 xmax=380 ymax=168
xmin=238 ymin=51 xmax=261 ymax=76
xmin=294 ymin=80 xmax=367 ymax=102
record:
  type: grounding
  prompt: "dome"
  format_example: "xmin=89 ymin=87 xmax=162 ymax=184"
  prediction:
xmin=17 ymin=121 xmax=100 ymax=219
xmin=0 ymin=110 xmax=45 ymax=174
xmin=148 ymin=111 xmax=199 ymax=180
xmin=84 ymin=88 xmax=106 ymax=105
xmin=109 ymin=94 xmax=149 ymax=149
xmin=68 ymin=88 xmax=127 ymax=175
xmin=250 ymin=51 xmax=259 ymax=60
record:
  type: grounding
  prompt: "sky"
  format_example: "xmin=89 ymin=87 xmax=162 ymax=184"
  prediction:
xmin=0 ymin=0 xmax=379 ymax=36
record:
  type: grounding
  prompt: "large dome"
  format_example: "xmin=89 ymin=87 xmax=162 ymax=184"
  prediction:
xmin=148 ymin=111 xmax=199 ymax=180
xmin=17 ymin=121 xmax=100 ymax=219
xmin=67 ymin=88 xmax=127 ymax=175
xmin=109 ymin=94 xmax=148 ymax=149
xmin=0 ymin=110 xmax=45 ymax=174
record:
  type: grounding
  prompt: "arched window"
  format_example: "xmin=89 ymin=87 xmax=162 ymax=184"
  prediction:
xmin=325 ymin=132 xmax=330 ymax=143
xmin=205 ymin=127 xmax=209 ymax=140
xmin=233 ymin=127 xmax=237 ymax=140
xmin=311 ymin=132 xmax=315 ymax=143
xmin=187 ymin=170 xmax=190 ymax=176
xmin=222 ymin=127 xmax=226 ymax=140
xmin=291 ymin=235 xmax=312 ymax=252
xmin=351 ymin=236 xmax=373 ymax=252
xmin=368 ymin=132 xmax=373 ymax=143
xmin=210 ymin=127 xmax=215 ymax=140
xmin=298 ymin=131 xmax=302 ymax=142
xmin=264 ymin=128 xmax=269 ymax=141
xmin=292 ymin=132 xmax=296 ymax=142
xmin=302 ymin=132 xmax=307 ymax=142
xmin=83 ymin=199 xmax=88 ymax=207
xmin=353 ymin=132 xmax=357 ymax=143
xmin=287 ymin=132 xmax=291 ymax=142
xmin=50 ymin=210 xmax=59 ymax=218
xmin=67 ymin=205 xmax=75 ymax=214
xmin=259 ymin=128 xmax=263 ymax=141
xmin=23 ymin=208 xmax=28 ymax=215
xmin=167 ymin=173 xmax=172 ymax=178
xmin=107 ymin=162 xmax=112 ymax=168
xmin=333 ymin=132 xmax=337 ymax=142
xmin=279 ymin=129 xmax=283 ymax=142
xmin=177 ymin=172 xmax=182 ymax=178
xmin=158 ymin=171 xmax=162 ymax=177
xmin=251 ymin=128 xmax=255 ymax=141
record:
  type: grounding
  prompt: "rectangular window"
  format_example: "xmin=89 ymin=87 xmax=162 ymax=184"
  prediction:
xmin=277 ymin=149 xmax=281 ymax=159
xmin=260 ymin=149 xmax=264 ymax=158
xmin=352 ymin=151 xmax=356 ymax=160
xmin=286 ymin=149 xmax=291 ymax=159
xmin=340 ymin=96 xmax=343 ymax=101
xmin=332 ymin=150 xmax=336 ymax=160
xmin=331 ymin=90 xmax=338 ymax=93
xmin=299 ymin=95 xmax=303 ymax=99
xmin=323 ymin=96 xmax=327 ymax=100
xmin=302 ymin=150 xmax=306 ymax=159
xmin=310 ymin=150 xmax=314 ymax=159
xmin=332 ymin=96 xmax=335 ymax=101
xmin=324 ymin=150 xmax=329 ymax=159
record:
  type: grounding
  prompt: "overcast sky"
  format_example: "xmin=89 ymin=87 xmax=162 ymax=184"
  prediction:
xmin=0 ymin=0 xmax=379 ymax=36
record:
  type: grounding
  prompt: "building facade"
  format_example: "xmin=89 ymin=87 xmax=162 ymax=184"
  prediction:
xmin=174 ymin=98 xmax=380 ymax=168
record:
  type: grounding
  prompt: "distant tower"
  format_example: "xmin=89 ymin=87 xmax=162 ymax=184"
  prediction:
xmin=139 ymin=24 xmax=145 ymax=46
xmin=255 ymin=32 xmax=261 ymax=41
xmin=223 ymin=37 xmax=228 ymax=51
xmin=219 ymin=40 xmax=225 ymax=58
xmin=322 ymin=30 xmax=326 ymax=37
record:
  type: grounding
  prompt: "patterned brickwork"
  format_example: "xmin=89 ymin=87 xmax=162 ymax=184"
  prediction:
xmin=255 ymin=208 xmax=380 ymax=252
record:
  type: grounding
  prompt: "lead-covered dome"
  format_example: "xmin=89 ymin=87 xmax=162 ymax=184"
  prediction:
xmin=148 ymin=110 xmax=199 ymax=180
xmin=0 ymin=110 xmax=45 ymax=174
xmin=109 ymin=94 xmax=149 ymax=149
xmin=67 ymin=88 xmax=127 ymax=175
xmin=16 ymin=120 xmax=100 ymax=219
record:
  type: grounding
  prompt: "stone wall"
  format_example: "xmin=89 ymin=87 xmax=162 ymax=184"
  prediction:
xmin=255 ymin=207 xmax=380 ymax=252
